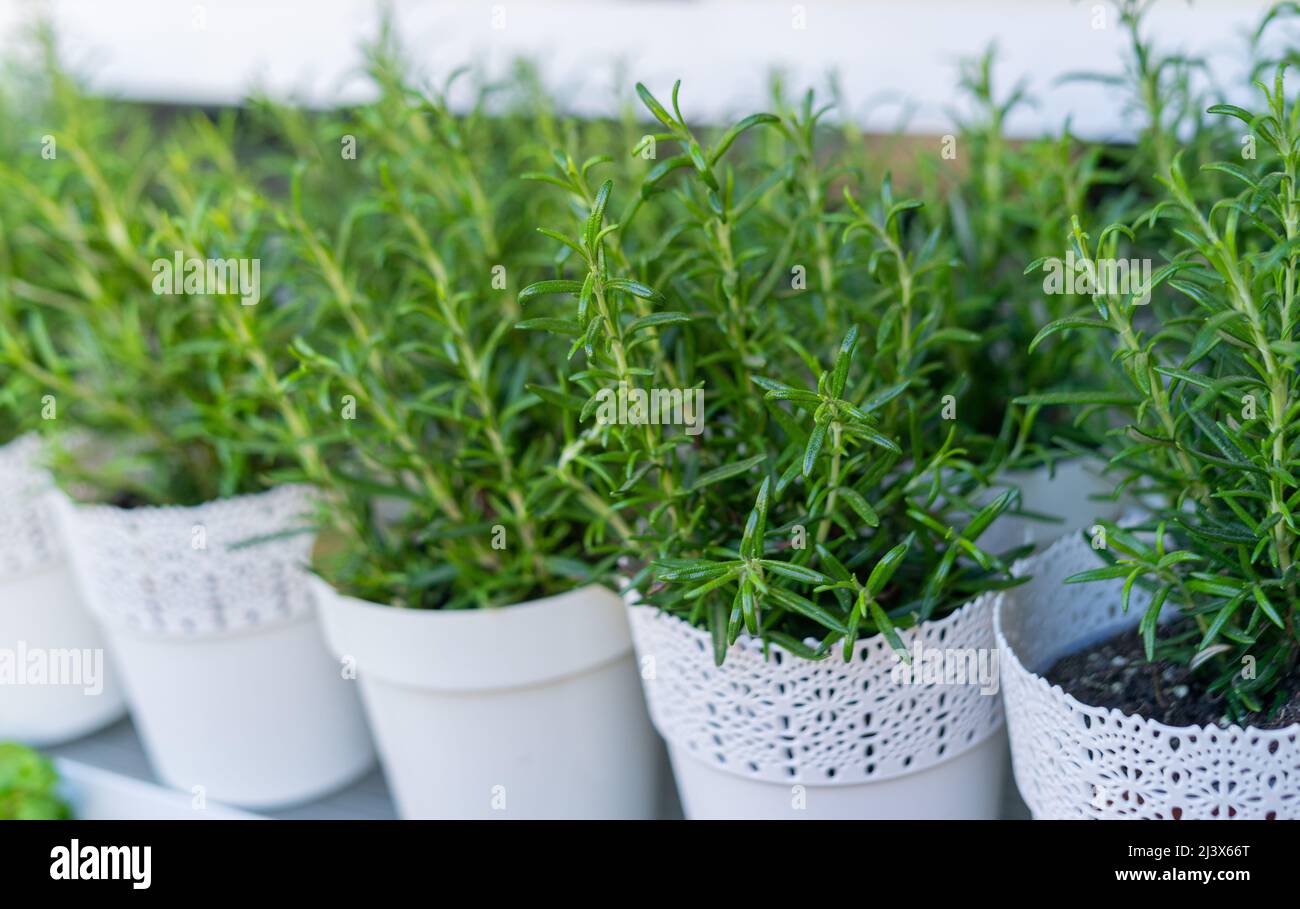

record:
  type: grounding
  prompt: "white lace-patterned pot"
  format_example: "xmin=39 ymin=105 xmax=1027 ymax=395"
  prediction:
xmin=627 ymin=591 xmax=1008 ymax=819
xmin=0 ymin=434 xmax=126 ymax=745
xmin=998 ymin=532 xmax=1300 ymax=819
xmin=315 ymin=578 xmax=665 ymax=819
xmin=54 ymin=486 xmax=374 ymax=809
xmin=980 ymin=458 xmax=1122 ymax=555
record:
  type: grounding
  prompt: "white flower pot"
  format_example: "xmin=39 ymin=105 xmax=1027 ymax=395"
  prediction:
xmin=998 ymin=532 xmax=1300 ymax=819
xmin=627 ymin=592 xmax=1008 ymax=819
xmin=981 ymin=459 xmax=1121 ymax=554
xmin=315 ymin=578 xmax=665 ymax=819
xmin=0 ymin=435 xmax=126 ymax=745
xmin=55 ymin=486 xmax=374 ymax=809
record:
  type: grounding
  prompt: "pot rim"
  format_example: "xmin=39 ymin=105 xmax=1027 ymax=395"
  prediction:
xmin=65 ymin=482 xmax=315 ymax=520
xmin=624 ymin=582 xmax=999 ymax=663
xmin=312 ymin=574 xmax=635 ymax=692
xmin=54 ymin=483 xmax=319 ymax=638
xmin=997 ymin=531 xmax=1300 ymax=738
xmin=325 ymin=574 xmax=616 ymax=620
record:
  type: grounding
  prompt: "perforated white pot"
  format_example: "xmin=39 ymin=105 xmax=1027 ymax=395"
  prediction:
xmin=54 ymin=486 xmax=374 ymax=809
xmin=316 ymin=578 xmax=664 ymax=819
xmin=627 ymin=592 xmax=1008 ymax=819
xmin=0 ymin=435 xmax=126 ymax=745
xmin=998 ymin=532 xmax=1300 ymax=819
xmin=981 ymin=459 xmax=1121 ymax=555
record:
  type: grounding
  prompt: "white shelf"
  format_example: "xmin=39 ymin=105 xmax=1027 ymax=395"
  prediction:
xmin=56 ymin=758 xmax=262 ymax=820
xmin=45 ymin=717 xmax=1025 ymax=819
xmin=48 ymin=719 xmax=399 ymax=820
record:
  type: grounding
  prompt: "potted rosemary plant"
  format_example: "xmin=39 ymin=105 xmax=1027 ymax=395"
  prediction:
xmin=523 ymin=82 xmax=1020 ymax=818
xmin=272 ymin=56 xmax=663 ymax=820
xmin=1001 ymin=70 xmax=1300 ymax=818
xmin=0 ymin=76 xmax=372 ymax=808
xmin=0 ymin=53 xmax=130 ymax=746
xmin=929 ymin=1 xmax=1236 ymax=553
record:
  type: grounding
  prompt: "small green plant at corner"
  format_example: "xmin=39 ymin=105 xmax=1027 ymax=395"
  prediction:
xmin=0 ymin=743 xmax=71 ymax=820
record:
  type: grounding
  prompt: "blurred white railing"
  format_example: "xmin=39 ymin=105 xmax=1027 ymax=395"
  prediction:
xmin=0 ymin=0 xmax=1288 ymax=139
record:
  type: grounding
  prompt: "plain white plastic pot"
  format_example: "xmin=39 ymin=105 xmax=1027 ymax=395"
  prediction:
xmin=55 ymin=486 xmax=374 ymax=809
xmin=627 ymin=591 xmax=1008 ymax=819
xmin=980 ymin=458 xmax=1122 ymax=554
xmin=0 ymin=435 xmax=126 ymax=745
xmin=315 ymin=578 xmax=665 ymax=819
xmin=998 ymin=533 xmax=1300 ymax=819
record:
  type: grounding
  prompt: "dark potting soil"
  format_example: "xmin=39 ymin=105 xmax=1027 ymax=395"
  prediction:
xmin=107 ymin=490 xmax=150 ymax=509
xmin=105 ymin=491 xmax=153 ymax=512
xmin=1045 ymin=620 xmax=1300 ymax=729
